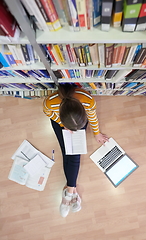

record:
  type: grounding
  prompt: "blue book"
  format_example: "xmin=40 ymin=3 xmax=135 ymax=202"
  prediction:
xmin=0 ymin=52 xmax=10 ymax=67
xmin=97 ymin=70 xmax=104 ymax=77
xmin=68 ymin=69 xmax=75 ymax=78
xmin=132 ymin=44 xmax=142 ymax=63
xmin=92 ymin=0 xmax=102 ymax=27
xmin=26 ymin=44 xmax=35 ymax=64
xmin=36 ymin=70 xmax=50 ymax=78
xmin=68 ymin=0 xmax=80 ymax=31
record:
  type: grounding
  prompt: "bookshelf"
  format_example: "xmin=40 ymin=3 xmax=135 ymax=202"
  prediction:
xmin=0 ymin=0 xmax=146 ymax=98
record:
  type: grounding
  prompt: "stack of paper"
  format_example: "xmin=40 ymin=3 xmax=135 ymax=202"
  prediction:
xmin=8 ymin=140 xmax=55 ymax=191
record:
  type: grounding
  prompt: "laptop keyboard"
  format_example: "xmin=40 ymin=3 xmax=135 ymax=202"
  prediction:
xmin=98 ymin=146 xmax=122 ymax=169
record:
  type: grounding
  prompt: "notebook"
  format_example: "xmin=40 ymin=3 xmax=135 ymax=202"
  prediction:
xmin=90 ymin=137 xmax=138 ymax=187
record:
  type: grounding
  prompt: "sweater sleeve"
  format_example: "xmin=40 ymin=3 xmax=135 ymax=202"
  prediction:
xmin=43 ymin=96 xmax=62 ymax=125
xmin=85 ymin=97 xmax=100 ymax=135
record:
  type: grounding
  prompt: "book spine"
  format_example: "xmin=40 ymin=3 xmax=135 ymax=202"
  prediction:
xmin=112 ymin=0 xmax=123 ymax=28
xmin=105 ymin=43 xmax=114 ymax=67
xmin=89 ymin=82 xmax=97 ymax=89
xmin=0 ymin=52 xmax=10 ymax=67
xmin=26 ymin=45 xmax=35 ymax=64
xmin=40 ymin=0 xmax=62 ymax=31
xmin=4 ymin=53 xmax=16 ymax=67
xmin=66 ymin=44 xmax=74 ymax=64
xmin=7 ymin=45 xmax=22 ymax=66
xmin=85 ymin=0 xmax=93 ymax=29
xmin=92 ymin=0 xmax=101 ymax=27
xmin=68 ymin=0 xmax=80 ymax=31
xmin=101 ymin=0 xmax=114 ymax=31
xmin=122 ymin=0 xmax=142 ymax=32
xmin=20 ymin=45 xmax=30 ymax=65
xmin=121 ymin=45 xmax=131 ymax=65
xmin=89 ymin=43 xmax=99 ymax=66
xmin=133 ymin=48 xmax=146 ymax=67
xmin=35 ymin=0 xmax=53 ymax=31
xmin=53 ymin=44 xmax=66 ymax=64
xmin=125 ymin=44 xmax=138 ymax=66
xmin=52 ymin=0 xmax=68 ymax=26
xmin=116 ymin=44 xmax=126 ymax=66
xmin=76 ymin=0 xmax=87 ymax=30
xmin=98 ymin=43 xmax=105 ymax=67
xmin=112 ymin=44 xmax=122 ymax=66
xmin=84 ymin=45 xmax=92 ymax=66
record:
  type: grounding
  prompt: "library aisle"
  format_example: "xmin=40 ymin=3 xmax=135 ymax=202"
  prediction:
xmin=0 ymin=95 xmax=146 ymax=240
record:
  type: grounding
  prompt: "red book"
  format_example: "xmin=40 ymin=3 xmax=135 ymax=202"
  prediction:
xmin=0 ymin=3 xmax=18 ymax=37
xmin=40 ymin=0 xmax=61 ymax=31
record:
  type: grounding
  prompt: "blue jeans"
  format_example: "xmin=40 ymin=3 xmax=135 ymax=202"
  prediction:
xmin=51 ymin=119 xmax=88 ymax=187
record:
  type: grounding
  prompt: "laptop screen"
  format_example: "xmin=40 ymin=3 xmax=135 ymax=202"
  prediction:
xmin=105 ymin=155 xmax=138 ymax=187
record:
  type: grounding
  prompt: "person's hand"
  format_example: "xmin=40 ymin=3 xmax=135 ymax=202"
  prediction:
xmin=95 ymin=133 xmax=109 ymax=145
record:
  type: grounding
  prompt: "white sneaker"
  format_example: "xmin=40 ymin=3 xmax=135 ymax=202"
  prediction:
xmin=71 ymin=192 xmax=81 ymax=213
xmin=59 ymin=188 xmax=72 ymax=217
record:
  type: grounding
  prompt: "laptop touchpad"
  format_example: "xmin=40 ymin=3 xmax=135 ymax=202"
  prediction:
xmin=99 ymin=146 xmax=109 ymax=156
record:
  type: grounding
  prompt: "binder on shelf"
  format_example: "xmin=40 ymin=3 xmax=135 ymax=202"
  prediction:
xmin=101 ymin=0 xmax=114 ymax=31
xmin=112 ymin=0 xmax=124 ymax=27
xmin=122 ymin=0 xmax=143 ymax=32
xmin=135 ymin=0 xmax=146 ymax=31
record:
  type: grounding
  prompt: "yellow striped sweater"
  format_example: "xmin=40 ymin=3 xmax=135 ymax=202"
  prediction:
xmin=43 ymin=88 xmax=100 ymax=135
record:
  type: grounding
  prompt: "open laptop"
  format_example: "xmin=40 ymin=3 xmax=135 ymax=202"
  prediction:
xmin=90 ymin=138 xmax=138 ymax=187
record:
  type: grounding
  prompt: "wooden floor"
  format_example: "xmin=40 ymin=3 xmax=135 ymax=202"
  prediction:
xmin=0 ymin=94 xmax=146 ymax=240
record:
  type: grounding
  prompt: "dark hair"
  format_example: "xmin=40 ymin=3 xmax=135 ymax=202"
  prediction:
xmin=58 ymin=84 xmax=87 ymax=131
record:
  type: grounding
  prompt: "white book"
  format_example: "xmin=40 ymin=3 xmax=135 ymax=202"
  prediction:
xmin=62 ymin=129 xmax=87 ymax=155
xmin=7 ymin=45 xmax=22 ymax=66
xmin=11 ymin=140 xmax=55 ymax=167
xmin=98 ymin=43 xmax=105 ymax=68
xmin=8 ymin=156 xmax=53 ymax=191
xmin=24 ymin=154 xmax=47 ymax=177
xmin=125 ymin=43 xmax=138 ymax=66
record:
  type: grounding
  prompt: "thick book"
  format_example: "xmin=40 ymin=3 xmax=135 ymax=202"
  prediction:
xmin=52 ymin=0 xmax=68 ymax=27
xmin=135 ymin=0 xmax=146 ymax=31
xmin=68 ymin=0 xmax=80 ymax=31
xmin=40 ymin=0 xmax=62 ymax=31
xmin=0 ymin=2 xmax=18 ymax=37
xmin=101 ymin=0 xmax=114 ymax=31
xmin=122 ymin=0 xmax=143 ymax=32
xmin=92 ymin=0 xmax=102 ymax=27
xmin=89 ymin=43 xmax=99 ymax=66
xmin=76 ymin=0 xmax=87 ymax=30
xmin=112 ymin=0 xmax=123 ymax=27
xmin=105 ymin=43 xmax=114 ymax=67
xmin=10 ymin=140 xmax=55 ymax=191
xmin=62 ymin=129 xmax=87 ymax=155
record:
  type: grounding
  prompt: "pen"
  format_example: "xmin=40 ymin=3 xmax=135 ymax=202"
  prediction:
xmin=52 ymin=149 xmax=55 ymax=161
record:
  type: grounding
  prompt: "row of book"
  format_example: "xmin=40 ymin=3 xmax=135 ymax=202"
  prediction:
xmin=31 ymin=43 xmax=146 ymax=68
xmin=0 ymin=80 xmax=143 ymax=91
xmin=0 ymin=69 xmax=146 ymax=82
xmin=1 ymin=0 xmax=146 ymax=43
xmin=1 ymin=42 xmax=145 ymax=69
xmin=0 ymin=82 xmax=55 ymax=91
xmin=0 ymin=44 xmax=50 ymax=68
xmin=1 ymin=82 xmax=146 ymax=99
xmin=54 ymin=69 xmax=146 ymax=81
xmin=0 ymin=69 xmax=51 ymax=80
